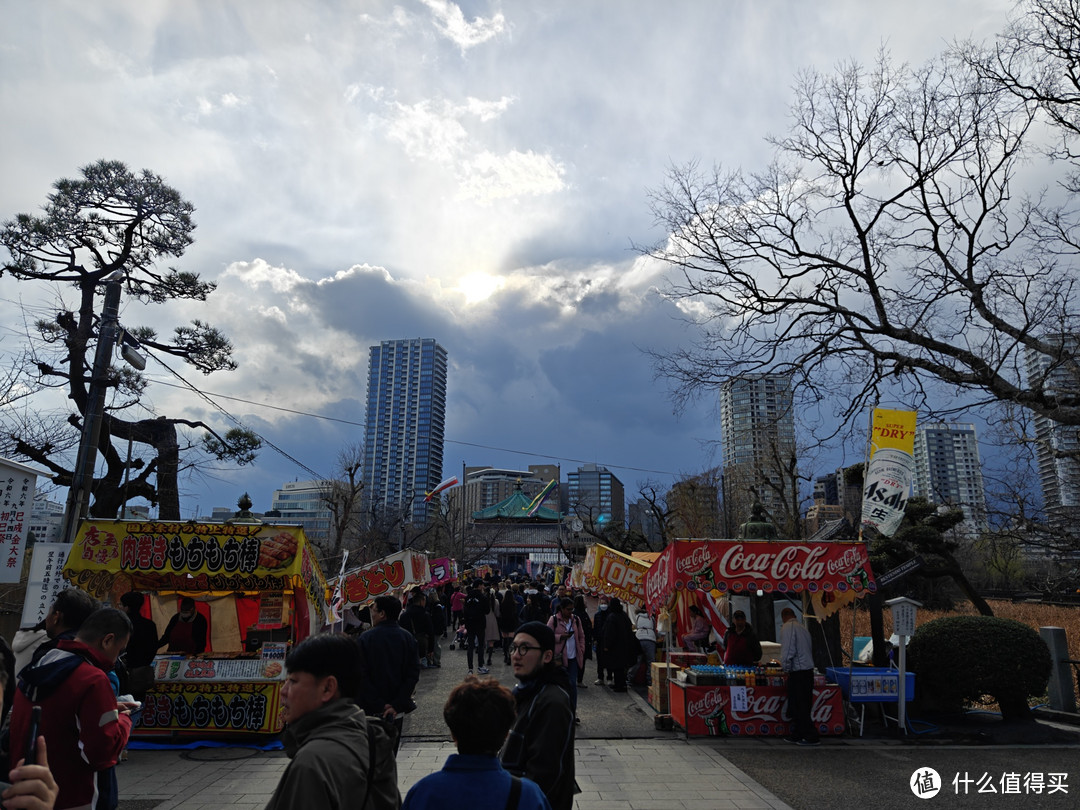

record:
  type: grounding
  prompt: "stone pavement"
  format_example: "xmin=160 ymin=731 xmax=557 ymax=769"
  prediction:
xmin=117 ymin=738 xmax=794 ymax=810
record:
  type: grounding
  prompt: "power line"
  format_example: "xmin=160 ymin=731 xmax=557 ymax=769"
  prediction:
xmin=143 ymin=352 xmax=328 ymax=481
xmin=150 ymin=378 xmax=677 ymax=478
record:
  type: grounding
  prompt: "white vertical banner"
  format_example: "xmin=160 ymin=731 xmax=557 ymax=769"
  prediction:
xmin=0 ymin=458 xmax=43 ymax=583
xmin=21 ymin=542 xmax=72 ymax=626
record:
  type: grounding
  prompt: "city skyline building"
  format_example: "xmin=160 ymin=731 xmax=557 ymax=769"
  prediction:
xmin=565 ymin=463 xmax=625 ymax=534
xmin=912 ymin=423 xmax=988 ymax=536
xmin=1025 ymin=335 xmax=1080 ymax=526
xmin=362 ymin=338 xmax=448 ymax=526
xmin=268 ymin=479 xmax=335 ymax=550
xmin=447 ymin=464 xmax=560 ymax=519
xmin=718 ymin=373 xmax=798 ymax=535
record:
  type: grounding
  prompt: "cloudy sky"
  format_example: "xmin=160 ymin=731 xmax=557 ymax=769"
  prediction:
xmin=0 ymin=0 xmax=1015 ymax=517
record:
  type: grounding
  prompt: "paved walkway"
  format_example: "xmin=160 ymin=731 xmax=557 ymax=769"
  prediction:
xmin=117 ymin=738 xmax=793 ymax=810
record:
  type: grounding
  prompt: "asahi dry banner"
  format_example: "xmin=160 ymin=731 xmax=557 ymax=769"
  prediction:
xmin=644 ymin=540 xmax=875 ymax=615
xmin=860 ymin=408 xmax=917 ymax=536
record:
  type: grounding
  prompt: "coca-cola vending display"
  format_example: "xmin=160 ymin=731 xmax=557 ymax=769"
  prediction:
xmin=669 ymin=681 xmax=845 ymax=737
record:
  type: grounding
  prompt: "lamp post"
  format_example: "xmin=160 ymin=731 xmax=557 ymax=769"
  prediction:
xmin=60 ymin=272 xmax=124 ymax=546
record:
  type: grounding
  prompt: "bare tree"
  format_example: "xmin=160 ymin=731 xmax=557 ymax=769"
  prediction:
xmin=632 ymin=481 xmax=673 ymax=549
xmin=321 ymin=442 xmax=365 ymax=561
xmin=0 ymin=160 xmax=259 ymax=519
xmin=643 ymin=48 xmax=1080 ymax=440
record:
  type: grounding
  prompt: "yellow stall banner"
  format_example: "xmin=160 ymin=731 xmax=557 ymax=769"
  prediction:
xmin=64 ymin=520 xmax=329 ymax=612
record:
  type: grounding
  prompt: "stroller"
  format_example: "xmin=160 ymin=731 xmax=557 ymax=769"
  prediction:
xmin=449 ymin=623 xmax=468 ymax=650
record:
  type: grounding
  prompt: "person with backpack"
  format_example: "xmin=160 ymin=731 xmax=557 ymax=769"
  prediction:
xmin=266 ymin=633 xmax=400 ymax=810
xmin=401 ymin=676 xmax=549 ymax=810
xmin=399 ymin=590 xmax=434 ymax=669
xmin=462 ymin=581 xmax=490 ymax=675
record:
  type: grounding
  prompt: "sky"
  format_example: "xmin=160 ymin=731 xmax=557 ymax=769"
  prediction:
xmin=0 ymin=0 xmax=1017 ymax=518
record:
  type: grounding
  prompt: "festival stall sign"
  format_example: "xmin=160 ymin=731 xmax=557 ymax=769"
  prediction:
xmin=62 ymin=520 xmax=331 ymax=613
xmin=0 ymin=457 xmax=48 ymax=583
xmin=340 ymin=548 xmax=430 ymax=607
xmin=580 ymin=544 xmax=649 ymax=607
xmin=21 ymin=543 xmax=72 ymax=627
xmin=644 ymin=540 xmax=876 ymax=615
xmin=427 ymin=557 xmax=457 ymax=588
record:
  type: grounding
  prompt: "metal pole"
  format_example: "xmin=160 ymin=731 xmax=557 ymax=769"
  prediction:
xmin=60 ymin=274 xmax=123 ymax=546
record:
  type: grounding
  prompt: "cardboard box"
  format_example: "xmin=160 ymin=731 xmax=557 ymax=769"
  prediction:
xmin=651 ymin=662 xmax=679 ymax=682
xmin=648 ymin=682 xmax=670 ymax=712
xmin=668 ymin=652 xmax=708 ymax=669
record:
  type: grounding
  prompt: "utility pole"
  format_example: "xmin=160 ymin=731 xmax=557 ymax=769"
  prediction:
xmin=60 ymin=272 xmax=124 ymax=546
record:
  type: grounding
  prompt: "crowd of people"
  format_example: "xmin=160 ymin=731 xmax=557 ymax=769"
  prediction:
xmin=0 ymin=572 xmax=818 ymax=810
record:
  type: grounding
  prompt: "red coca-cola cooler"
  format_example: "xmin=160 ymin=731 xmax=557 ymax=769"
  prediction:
xmin=669 ymin=681 xmax=845 ymax=737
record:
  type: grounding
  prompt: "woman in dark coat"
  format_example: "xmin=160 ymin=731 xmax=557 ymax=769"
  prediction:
xmin=573 ymin=595 xmax=593 ymax=688
xmin=600 ymin=598 xmax=636 ymax=692
xmin=499 ymin=589 xmax=520 ymax=663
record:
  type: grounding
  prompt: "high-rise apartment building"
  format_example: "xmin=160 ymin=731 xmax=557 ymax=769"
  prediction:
xmin=1025 ymin=335 xmax=1080 ymax=526
xmin=718 ymin=373 xmax=797 ymax=534
xmin=566 ymin=464 xmax=624 ymax=533
xmin=913 ymin=423 xmax=988 ymax=535
xmin=362 ymin=338 xmax=448 ymax=525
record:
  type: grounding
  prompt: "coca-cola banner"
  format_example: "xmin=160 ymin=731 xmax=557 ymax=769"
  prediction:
xmin=644 ymin=540 xmax=875 ymax=615
xmin=670 ymin=682 xmax=845 ymax=737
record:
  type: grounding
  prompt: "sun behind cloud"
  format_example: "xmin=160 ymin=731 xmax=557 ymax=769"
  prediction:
xmin=455 ymin=271 xmax=505 ymax=304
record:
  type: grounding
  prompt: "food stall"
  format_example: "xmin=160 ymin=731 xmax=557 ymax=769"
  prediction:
xmin=644 ymin=539 xmax=876 ymax=737
xmin=64 ymin=519 xmax=330 ymax=739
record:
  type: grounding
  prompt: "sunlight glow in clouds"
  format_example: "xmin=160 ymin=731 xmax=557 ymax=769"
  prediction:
xmin=420 ymin=0 xmax=507 ymax=51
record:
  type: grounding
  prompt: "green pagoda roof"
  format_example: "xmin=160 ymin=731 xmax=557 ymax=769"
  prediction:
xmin=472 ymin=487 xmax=562 ymax=521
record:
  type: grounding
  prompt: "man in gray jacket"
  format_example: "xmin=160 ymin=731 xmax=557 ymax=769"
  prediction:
xmin=266 ymin=633 xmax=400 ymax=810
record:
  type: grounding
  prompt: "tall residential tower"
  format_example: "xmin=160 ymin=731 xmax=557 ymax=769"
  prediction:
xmin=362 ymin=338 xmax=448 ymax=525
xmin=1025 ymin=335 xmax=1080 ymax=526
xmin=912 ymin=423 xmax=988 ymax=535
xmin=718 ymin=373 xmax=797 ymax=534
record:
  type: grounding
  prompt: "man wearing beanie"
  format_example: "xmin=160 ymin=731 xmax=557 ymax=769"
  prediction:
xmin=500 ymin=621 xmax=576 ymax=810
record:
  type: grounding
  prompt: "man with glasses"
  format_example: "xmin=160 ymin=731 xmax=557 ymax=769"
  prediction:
xmin=499 ymin=621 xmax=575 ymax=810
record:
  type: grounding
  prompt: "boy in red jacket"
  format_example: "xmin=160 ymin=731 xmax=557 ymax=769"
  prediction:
xmin=11 ymin=607 xmax=134 ymax=810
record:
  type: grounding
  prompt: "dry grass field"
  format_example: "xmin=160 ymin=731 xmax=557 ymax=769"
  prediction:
xmin=837 ymin=598 xmax=1080 ymax=707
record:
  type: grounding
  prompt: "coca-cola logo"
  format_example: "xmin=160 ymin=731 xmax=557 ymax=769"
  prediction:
xmin=826 ymin=546 xmax=865 ymax=576
xmin=717 ymin=544 xmax=828 ymax=582
xmin=644 ymin=552 xmax=670 ymax=606
xmin=689 ymin=686 xmax=839 ymax=724
xmin=686 ymin=689 xmax=727 ymax=718
xmin=675 ymin=545 xmax=714 ymax=575
xmin=729 ymin=689 xmax=785 ymax=721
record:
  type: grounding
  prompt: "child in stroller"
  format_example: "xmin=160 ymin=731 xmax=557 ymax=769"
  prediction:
xmin=449 ymin=623 xmax=467 ymax=650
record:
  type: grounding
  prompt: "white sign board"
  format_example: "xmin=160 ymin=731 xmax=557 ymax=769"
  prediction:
xmin=20 ymin=543 xmax=72 ymax=627
xmin=0 ymin=459 xmax=40 ymax=582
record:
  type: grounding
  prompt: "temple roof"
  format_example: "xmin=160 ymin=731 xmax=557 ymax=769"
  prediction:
xmin=472 ymin=487 xmax=562 ymax=522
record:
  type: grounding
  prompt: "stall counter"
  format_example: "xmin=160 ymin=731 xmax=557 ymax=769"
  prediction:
xmin=669 ymin=680 xmax=846 ymax=737
xmin=134 ymin=647 xmax=288 ymax=738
